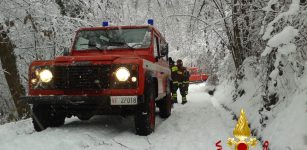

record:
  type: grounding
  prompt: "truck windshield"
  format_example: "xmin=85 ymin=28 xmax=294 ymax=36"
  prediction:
xmin=74 ymin=28 xmax=151 ymax=51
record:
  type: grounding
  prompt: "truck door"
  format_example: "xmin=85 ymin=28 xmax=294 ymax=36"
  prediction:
xmin=153 ymin=35 xmax=163 ymax=95
xmin=153 ymin=34 xmax=169 ymax=96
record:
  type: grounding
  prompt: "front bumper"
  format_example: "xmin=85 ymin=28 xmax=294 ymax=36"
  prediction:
xmin=21 ymin=95 xmax=144 ymax=105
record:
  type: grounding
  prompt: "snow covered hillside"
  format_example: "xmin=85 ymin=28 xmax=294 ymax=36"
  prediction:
xmin=214 ymin=73 xmax=307 ymax=150
xmin=0 ymin=83 xmax=257 ymax=150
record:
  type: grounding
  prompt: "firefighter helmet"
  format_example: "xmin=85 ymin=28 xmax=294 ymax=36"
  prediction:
xmin=177 ymin=59 xmax=183 ymax=66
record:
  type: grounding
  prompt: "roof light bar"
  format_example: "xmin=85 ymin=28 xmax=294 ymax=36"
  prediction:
xmin=102 ymin=21 xmax=109 ymax=27
xmin=147 ymin=19 xmax=154 ymax=25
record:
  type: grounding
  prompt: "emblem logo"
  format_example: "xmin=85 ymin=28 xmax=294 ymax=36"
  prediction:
xmin=227 ymin=109 xmax=257 ymax=150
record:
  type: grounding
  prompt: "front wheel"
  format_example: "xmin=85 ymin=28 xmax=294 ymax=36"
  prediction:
xmin=135 ymin=83 xmax=156 ymax=136
xmin=77 ymin=114 xmax=93 ymax=121
xmin=32 ymin=105 xmax=65 ymax=131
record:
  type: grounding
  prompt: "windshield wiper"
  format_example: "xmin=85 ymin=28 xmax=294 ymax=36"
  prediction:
xmin=79 ymin=43 xmax=103 ymax=50
xmin=107 ymin=41 xmax=135 ymax=49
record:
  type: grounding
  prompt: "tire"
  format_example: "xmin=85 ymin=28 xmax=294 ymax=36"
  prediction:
xmin=49 ymin=112 xmax=66 ymax=127
xmin=135 ymin=80 xmax=156 ymax=136
xmin=32 ymin=105 xmax=65 ymax=131
xmin=158 ymin=93 xmax=172 ymax=118
xmin=158 ymin=79 xmax=172 ymax=118
xmin=77 ymin=114 xmax=92 ymax=121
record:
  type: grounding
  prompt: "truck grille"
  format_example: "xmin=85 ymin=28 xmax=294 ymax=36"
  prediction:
xmin=53 ymin=65 xmax=111 ymax=90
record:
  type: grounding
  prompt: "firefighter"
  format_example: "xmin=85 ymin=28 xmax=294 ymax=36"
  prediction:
xmin=171 ymin=59 xmax=190 ymax=104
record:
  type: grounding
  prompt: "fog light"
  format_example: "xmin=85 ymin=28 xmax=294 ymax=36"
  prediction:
xmin=35 ymin=69 xmax=40 ymax=76
xmin=131 ymin=77 xmax=137 ymax=82
xmin=31 ymin=78 xmax=37 ymax=84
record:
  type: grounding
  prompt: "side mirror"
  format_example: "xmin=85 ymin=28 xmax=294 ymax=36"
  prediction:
xmin=63 ymin=47 xmax=70 ymax=56
xmin=160 ymin=44 xmax=169 ymax=56
xmin=168 ymin=57 xmax=174 ymax=65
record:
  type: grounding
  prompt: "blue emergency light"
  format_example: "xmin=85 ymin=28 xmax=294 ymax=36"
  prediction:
xmin=102 ymin=21 xmax=109 ymax=27
xmin=147 ymin=19 xmax=154 ymax=25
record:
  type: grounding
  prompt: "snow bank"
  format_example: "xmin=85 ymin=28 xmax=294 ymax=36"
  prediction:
xmin=262 ymin=92 xmax=307 ymax=150
xmin=215 ymin=82 xmax=307 ymax=149
xmin=214 ymin=58 xmax=307 ymax=150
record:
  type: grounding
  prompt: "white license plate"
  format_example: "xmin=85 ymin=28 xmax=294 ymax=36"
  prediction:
xmin=110 ymin=96 xmax=138 ymax=105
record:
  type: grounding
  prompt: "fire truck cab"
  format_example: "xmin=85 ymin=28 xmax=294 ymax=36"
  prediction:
xmin=22 ymin=21 xmax=172 ymax=136
xmin=188 ymin=67 xmax=208 ymax=83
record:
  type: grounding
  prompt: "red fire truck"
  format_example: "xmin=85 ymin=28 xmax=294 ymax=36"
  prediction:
xmin=22 ymin=20 xmax=172 ymax=136
xmin=188 ymin=67 xmax=208 ymax=83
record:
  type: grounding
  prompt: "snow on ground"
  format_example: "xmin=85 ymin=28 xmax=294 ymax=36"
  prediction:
xmin=0 ymin=83 xmax=253 ymax=150
xmin=214 ymin=73 xmax=307 ymax=150
xmin=262 ymin=92 xmax=307 ymax=150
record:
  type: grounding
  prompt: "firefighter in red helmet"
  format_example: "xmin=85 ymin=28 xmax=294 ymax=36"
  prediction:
xmin=170 ymin=59 xmax=190 ymax=104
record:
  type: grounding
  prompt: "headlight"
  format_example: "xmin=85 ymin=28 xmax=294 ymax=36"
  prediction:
xmin=115 ymin=67 xmax=130 ymax=82
xmin=39 ymin=69 xmax=53 ymax=83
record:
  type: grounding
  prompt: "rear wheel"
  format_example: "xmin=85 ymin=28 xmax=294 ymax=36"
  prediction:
xmin=135 ymin=81 xmax=156 ymax=136
xmin=158 ymin=93 xmax=172 ymax=118
xmin=158 ymin=79 xmax=172 ymax=118
xmin=32 ymin=105 xmax=65 ymax=131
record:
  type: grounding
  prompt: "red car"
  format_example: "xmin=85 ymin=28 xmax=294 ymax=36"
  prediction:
xmin=188 ymin=67 xmax=208 ymax=83
xmin=22 ymin=20 xmax=172 ymax=136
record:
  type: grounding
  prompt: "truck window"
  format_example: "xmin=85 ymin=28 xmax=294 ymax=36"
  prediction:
xmin=160 ymin=39 xmax=167 ymax=61
xmin=74 ymin=28 xmax=151 ymax=50
xmin=154 ymin=36 xmax=160 ymax=57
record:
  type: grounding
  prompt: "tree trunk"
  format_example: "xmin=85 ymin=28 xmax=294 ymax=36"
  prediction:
xmin=0 ymin=31 xmax=30 ymax=119
xmin=212 ymin=0 xmax=239 ymax=69
xmin=231 ymin=0 xmax=252 ymax=71
xmin=232 ymin=0 xmax=244 ymax=69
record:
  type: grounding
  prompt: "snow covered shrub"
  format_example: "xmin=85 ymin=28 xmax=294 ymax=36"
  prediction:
xmin=260 ymin=0 xmax=307 ymax=107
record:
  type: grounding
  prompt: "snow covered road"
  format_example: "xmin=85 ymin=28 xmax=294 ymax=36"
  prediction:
xmin=0 ymin=83 xmax=246 ymax=150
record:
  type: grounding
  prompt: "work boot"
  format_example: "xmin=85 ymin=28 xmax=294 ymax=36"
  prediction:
xmin=172 ymin=93 xmax=178 ymax=103
xmin=181 ymin=100 xmax=187 ymax=105
xmin=182 ymin=97 xmax=187 ymax=105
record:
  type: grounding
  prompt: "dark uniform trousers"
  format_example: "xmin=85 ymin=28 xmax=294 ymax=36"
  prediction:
xmin=171 ymin=81 xmax=189 ymax=102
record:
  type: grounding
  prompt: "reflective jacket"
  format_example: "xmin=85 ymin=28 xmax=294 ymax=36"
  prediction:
xmin=171 ymin=65 xmax=189 ymax=82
